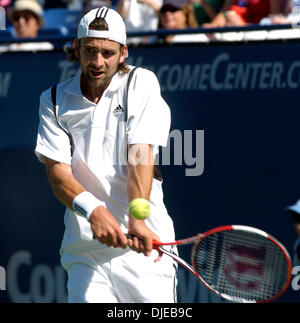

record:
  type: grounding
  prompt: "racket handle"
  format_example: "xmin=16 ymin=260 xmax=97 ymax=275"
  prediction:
xmin=125 ymin=234 xmax=161 ymax=247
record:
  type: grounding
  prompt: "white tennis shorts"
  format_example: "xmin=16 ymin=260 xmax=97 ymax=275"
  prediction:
xmin=61 ymin=247 xmax=178 ymax=303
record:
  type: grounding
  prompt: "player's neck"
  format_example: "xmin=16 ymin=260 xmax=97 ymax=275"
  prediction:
xmin=84 ymin=89 xmax=104 ymax=104
xmin=80 ymin=75 xmax=110 ymax=104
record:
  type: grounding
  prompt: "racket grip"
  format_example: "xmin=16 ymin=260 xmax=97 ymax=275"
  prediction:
xmin=125 ymin=234 xmax=161 ymax=247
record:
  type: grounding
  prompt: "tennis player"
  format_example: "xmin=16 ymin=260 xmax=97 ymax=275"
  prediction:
xmin=35 ymin=7 xmax=177 ymax=303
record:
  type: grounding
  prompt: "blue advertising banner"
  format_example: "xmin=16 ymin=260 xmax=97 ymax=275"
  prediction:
xmin=0 ymin=40 xmax=300 ymax=302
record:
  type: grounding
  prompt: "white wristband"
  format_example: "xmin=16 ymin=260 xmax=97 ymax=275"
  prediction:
xmin=72 ymin=191 xmax=104 ymax=221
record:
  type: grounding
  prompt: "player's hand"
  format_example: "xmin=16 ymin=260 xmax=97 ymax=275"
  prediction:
xmin=89 ymin=206 xmax=128 ymax=249
xmin=127 ymin=217 xmax=162 ymax=261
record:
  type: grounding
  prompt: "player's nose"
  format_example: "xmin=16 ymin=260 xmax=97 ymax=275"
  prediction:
xmin=93 ymin=52 xmax=105 ymax=67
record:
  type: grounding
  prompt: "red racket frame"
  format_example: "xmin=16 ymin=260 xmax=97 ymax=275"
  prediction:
xmin=152 ymin=225 xmax=292 ymax=303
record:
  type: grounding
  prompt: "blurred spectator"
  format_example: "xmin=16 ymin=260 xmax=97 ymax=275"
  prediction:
xmin=43 ymin=0 xmax=78 ymax=9
xmin=116 ymin=0 xmax=162 ymax=34
xmin=158 ymin=0 xmax=209 ymax=42
xmin=227 ymin=0 xmax=286 ymax=26
xmin=82 ymin=0 xmax=112 ymax=14
xmin=286 ymin=200 xmax=300 ymax=266
xmin=0 ymin=0 xmax=11 ymax=9
xmin=264 ymin=0 xmax=300 ymax=25
xmin=7 ymin=0 xmax=44 ymax=37
xmin=2 ymin=0 xmax=53 ymax=51
xmin=191 ymin=0 xmax=226 ymax=26
xmin=286 ymin=0 xmax=300 ymax=14
xmin=257 ymin=0 xmax=300 ymax=41
xmin=202 ymin=0 xmax=286 ymax=28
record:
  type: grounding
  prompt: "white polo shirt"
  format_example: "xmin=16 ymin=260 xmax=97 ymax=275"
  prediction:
xmin=35 ymin=66 xmax=175 ymax=255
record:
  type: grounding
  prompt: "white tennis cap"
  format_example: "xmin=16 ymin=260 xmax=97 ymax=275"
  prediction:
xmin=77 ymin=7 xmax=127 ymax=45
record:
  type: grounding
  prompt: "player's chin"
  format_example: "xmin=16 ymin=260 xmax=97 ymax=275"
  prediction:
xmin=87 ymin=77 xmax=106 ymax=88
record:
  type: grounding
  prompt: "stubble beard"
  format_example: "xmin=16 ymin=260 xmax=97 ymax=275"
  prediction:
xmin=81 ymin=59 xmax=120 ymax=92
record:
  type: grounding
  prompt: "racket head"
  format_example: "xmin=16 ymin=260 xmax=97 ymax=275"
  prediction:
xmin=191 ymin=225 xmax=292 ymax=303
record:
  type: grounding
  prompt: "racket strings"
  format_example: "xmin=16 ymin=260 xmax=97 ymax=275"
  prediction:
xmin=193 ymin=231 xmax=289 ymax=302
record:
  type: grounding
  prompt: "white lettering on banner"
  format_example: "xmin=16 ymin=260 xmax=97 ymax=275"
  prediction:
xmin=130 ymin=54 xmax=300 ymax=92
xmin=0 ymin=72 xmax=11 ymax=97
xmin=210 ymin=52 xmax=227 ymax=90
xmin=168 ymin=64 xmax=182 ymax=91
xmin=235 ymin=63 xmax=251 ymax=89
xmin=224 ymin=62 xmax=237 ymax=90
xmin=0 ymin=266 xmax=5 ymax=290
xmin=292 ymin=266 xmax=300 ymax=291
xmin=59 ymin=55 xmax=300 ymax=92
xmin=287 ymin=61 xmax=300 ymax=89
xmin=199 ymin=64 xmax=210 ymax=90
xmin=181 ymin=65 xmax=200 ymax=91
xmin=6 ymin=250 xmax=67 ymax=303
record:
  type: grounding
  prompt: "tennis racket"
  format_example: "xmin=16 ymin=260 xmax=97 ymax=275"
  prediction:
xmin=127 ymin=225 xmax=292 ymax=303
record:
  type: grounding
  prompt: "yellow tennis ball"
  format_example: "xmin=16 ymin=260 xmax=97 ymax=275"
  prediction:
xmin=129 ymin=198 xmax=150 ymax=220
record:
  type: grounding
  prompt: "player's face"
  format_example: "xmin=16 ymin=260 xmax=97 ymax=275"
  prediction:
xmin=77 ymin=37 xmax=127 ymax=91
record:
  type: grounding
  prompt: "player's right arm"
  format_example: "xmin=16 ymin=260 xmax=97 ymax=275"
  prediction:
xmin=36 ymin=87 xmax=127 ymax=249
xmin=44 ymin=157 xmax=84 ymax=209
xmin=44 ymin=157 xmax=128 ymax=249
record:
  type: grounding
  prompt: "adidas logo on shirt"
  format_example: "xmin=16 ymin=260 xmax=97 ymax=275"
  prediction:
xmin=113 ymin=104 xmax=124 ymax=114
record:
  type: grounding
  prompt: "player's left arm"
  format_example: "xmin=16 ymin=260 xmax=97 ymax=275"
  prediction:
xmin=127 ymin=143 xmax=160 ymax=256
xmin=125 ymin=69 xmax=169 ymax=258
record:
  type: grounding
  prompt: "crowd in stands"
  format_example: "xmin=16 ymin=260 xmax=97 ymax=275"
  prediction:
xmin=1 ymin=0 xmax=300 ymax=50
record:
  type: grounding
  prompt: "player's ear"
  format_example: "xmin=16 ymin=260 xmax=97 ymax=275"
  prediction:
xmin=119 ymin=44 xmax=127 ymax=63
xmin=73 ymin=39 xmax=80 ymax=59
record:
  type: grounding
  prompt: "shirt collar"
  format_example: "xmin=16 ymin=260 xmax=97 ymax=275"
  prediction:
xmin=106 ymin=70 xmax=126 ymax=92
xmin=64 ymin=68 xmax=126 ymax=97
xmin=64 ymin=68 xmax=82 ymax=96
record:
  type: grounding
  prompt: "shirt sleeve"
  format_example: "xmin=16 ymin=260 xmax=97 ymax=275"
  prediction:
xmin=35 ymin=88 xmax=72 ymax=165
xmin=126 ymin=68 xmax=171 ymax=148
